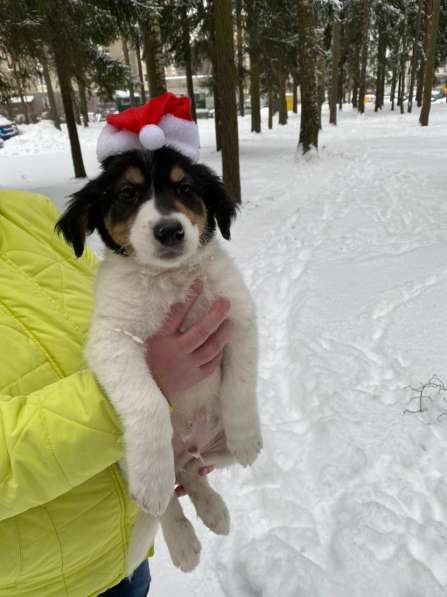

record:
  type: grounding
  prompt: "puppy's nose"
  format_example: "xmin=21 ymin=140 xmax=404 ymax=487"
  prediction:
xmin=153 ymin=219 xmax=184 ymax=247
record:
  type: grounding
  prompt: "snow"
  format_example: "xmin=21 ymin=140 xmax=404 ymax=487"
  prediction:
xmin=2 ymin=102 xmax=447 ymax=596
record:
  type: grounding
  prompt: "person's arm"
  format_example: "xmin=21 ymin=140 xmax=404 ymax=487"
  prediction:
xmin=0 ymin=370 xmax=122 ymax=522
xmin=0 ymin=286 xmax=232 ymax=522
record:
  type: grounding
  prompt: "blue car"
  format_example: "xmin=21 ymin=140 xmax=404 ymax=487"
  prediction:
xmin=0 ymin=115 xmax=19 ymax=140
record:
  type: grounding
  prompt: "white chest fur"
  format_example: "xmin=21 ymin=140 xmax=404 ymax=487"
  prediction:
xmin=86 ymin=239 xmax=262 ymax=574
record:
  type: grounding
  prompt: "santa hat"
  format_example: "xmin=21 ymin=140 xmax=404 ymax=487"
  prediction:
xmin=97 ymin=92 xmax=200 ymax=163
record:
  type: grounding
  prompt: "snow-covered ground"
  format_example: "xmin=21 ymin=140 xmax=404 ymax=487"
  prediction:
xmin=2 ymin=102 xmax=447 ymax=596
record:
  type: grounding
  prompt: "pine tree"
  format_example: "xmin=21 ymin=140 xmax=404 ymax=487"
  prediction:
xmin=213 ymin=0 xmax=241 ymax=202
xmin=121 ymin=37 xmax=136 ymax=106
xmin=246 ymin=3 xmax=262 ymax=133
xmin=408 ymin=0 xmax=424 ymax=112
xmin=329 ymin=11 xmax=341 ymax=124
xmin=357 ymin=0 xmax=369 ymax=114
xmin=41 ymin=54 xmax=61 ymax=130
xmin=297 ymin=0 xmax=319 ymax=153
xmin=142 ymin=12 xmax=167 ymax=98
xmin=236 ymin=0 xmax=245 ymax=117
xmin=420 ymin=0 xmax=441 ymax=126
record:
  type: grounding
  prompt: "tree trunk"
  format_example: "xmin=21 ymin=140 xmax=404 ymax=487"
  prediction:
xmin=72 ymin=88 xmax=81 ymax=126
xmin=142 ymin=15 xmax=167 ymax=98
xmin=374 ymin=28 xmax=386 ymax=112
xmin=12 ymin=62 xmax=30 ymax=124
xmin=5 ymin=99 xmax=14 ymax=121
xmin=417 ymin=0 xmax=432 ymax=108
xmin=397 ymin=66 xmax=402 ymax=108
xmin=41 ymin=55 xmax=61 ymax=129
xmin=135 ymin=37 xmax=147 ymax=103
xmin=420 ymin=0 xmax=441 ymax=126
xmin=408 ymin=0 xmax=423 ymax=112
xmin=292 ymin=75 xmax=298 ymax=113
xmin=77 ymin=77 xmax=89 ymax=127
xmin=351 ymin=34 xmax=361 ymax=108
xmin=297 ymin=0 xmax=319 ymax=153
xmin=121 ymin=37 xmax=135 ymax=106
xmin=278 ymin=68 xmax=288 ymax=125
xmin=209 ymin=15 xmax=222 ymax=152
xmin=181 ymin=4 xmax=197 ymax=121
xmin=19 ymin=91 xmax=30 ymax=124
xmin=390 ymin=67 xmax=397 ymax=110
xmin=399 ymin=8 xmax=408 ymax=115
xmin=268 ymin=84 xmax=273 ymax=129
xmin=236 ymin=0 xmax=245 ymax=117
xmin=329 ymin=16 xmax=341 ymax=125
xmin=213 ymin=0 xmax=241 ymax=203
xmin=44 ymin=4 xmax=86 ymax=177
xmin=52 ymin=46 xmax=86 ymax=177
xmin=249 ymin=52 xmax=261 ymax=132
xmin=317 ymin=46 xmax=325 ymax=129
xmin=247 ymin=13 xmax=261 ymax=133
xmin=358 ymin=0 xmax=369 ymax=114
xmin=338 ymin=16 xmax=345 ymax=110
xmin=399 ymin=69 xmax=405 ymax=114
xmin=213 ymin=82 xmax=222 ymax=152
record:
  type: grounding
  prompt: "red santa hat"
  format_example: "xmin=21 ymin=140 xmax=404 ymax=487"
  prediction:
xmin=97 ymin=92 xmax=200 ymax=163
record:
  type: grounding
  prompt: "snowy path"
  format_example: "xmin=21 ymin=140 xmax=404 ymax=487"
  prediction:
xmin=2 ymin=103 xmax=447 ymax=595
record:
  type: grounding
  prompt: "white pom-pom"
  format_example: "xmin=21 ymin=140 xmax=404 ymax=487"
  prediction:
xmin=139 ymin=124 xmax=166 ymax=151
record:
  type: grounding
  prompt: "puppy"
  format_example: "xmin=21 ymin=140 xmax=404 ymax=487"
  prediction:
xmin=56 ymin=147 xmax=262 ymax=572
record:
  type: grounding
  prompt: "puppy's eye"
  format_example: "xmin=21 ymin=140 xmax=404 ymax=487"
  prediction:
xmin=119 ymin=185 xmax=136 ymax=201
xmin=178 ymin=182 xmax=193 ymax=195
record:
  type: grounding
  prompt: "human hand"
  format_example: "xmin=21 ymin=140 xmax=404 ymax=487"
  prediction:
xmin=175 ymin=465 xmax=215 ymax=497
xmin=146 ymin=280 xmax=232 ymax=401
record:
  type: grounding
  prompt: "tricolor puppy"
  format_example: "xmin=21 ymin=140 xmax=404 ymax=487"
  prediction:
xmin=56 ymin=119 xmax=262 ymax=572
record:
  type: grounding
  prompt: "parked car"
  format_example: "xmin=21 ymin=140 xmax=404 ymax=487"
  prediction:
xmin=431 ymin=89 xmax=445 ymax=102
xmin=0 ymin=115 xmax=19 ymax=140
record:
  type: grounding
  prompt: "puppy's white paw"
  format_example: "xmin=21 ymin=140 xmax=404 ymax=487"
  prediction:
xmin=164 ymin=517 xmax=202 ymax=573
xmin=195 ymin=492 xmax=231 ymax=535
xmin=129 ymin=454 xmax=175 ymax=516
xmin=126 ymin=411 xmax=175 ymax=516
xmin=227 ymin=430 xmax=263 ymax=467
xmin=129 ymin=470 xmax=174 ymax=516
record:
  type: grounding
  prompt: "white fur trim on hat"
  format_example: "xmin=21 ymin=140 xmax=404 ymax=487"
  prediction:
xmin=139 ymin=124 xmax=166 ymax=151
xmin=97 ymin=123 xmax=142 ymax=162
xmin=159 ymin=114 xmax=200 ymax=161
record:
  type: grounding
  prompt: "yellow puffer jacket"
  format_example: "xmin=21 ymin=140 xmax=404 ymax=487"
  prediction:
xmin=0 ymin=190 xmax=148 ymax=596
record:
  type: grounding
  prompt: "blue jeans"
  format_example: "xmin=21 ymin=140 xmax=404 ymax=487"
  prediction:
xmin=100 ymin=560 xmax=151 ymax=597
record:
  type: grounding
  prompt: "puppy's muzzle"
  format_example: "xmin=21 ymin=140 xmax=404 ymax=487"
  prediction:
xmin=153 ymin=219 xmax=185 ymax=247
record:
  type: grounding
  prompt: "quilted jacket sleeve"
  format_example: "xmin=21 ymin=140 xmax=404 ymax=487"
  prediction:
xmin=0 ymin=370 xmax=124 ymax=522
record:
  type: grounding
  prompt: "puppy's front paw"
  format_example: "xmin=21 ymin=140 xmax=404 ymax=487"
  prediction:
xmin=126 ymin=408 xmax=175 ymax=516
xmin=195 ymin=492 xmax=231 ymax=535
xmin=128 ymin=448 xmax=175 ymax=516
xmin=164 ymin=517 xmax=202 ymax=573
xmin=227 ymin=430 xmax=263 ymax=467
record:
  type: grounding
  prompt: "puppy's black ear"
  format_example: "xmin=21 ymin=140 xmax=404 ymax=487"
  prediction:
xmin=55 ymin=179 xmax=101 ymax=257
xmin=192 ymin=164 xmax=238 ymax=240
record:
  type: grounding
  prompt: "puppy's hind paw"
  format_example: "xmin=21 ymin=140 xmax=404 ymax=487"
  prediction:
xmin=195 ymin=492 xmax=231 ymax=536
xmin=228 ymin=432 xmax=263 ymax=467
xmin=164 ymin=517 xmax=201 ymax=573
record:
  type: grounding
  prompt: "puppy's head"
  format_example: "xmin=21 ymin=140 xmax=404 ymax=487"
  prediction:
xmin=56 ymin=147 xmax=237 ymax=268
